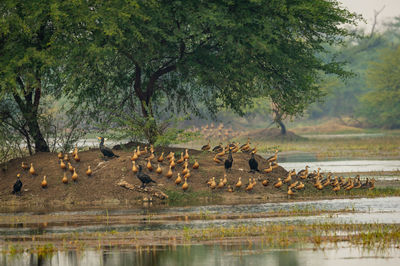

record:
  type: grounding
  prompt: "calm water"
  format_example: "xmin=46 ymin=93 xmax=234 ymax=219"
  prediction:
xmin=1 ymin=243 xmax=400 ymax=266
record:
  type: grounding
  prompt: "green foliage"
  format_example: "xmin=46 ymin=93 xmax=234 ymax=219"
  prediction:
xmin=359 ymin=45 xmax=400 ymax=128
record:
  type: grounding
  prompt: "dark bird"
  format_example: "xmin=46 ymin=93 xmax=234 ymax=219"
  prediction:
xmin=212 ymin=143 xmax=223 ymax=153
xmin=12 ymin=174 xmax=22 ymax=195
xmin=248 ymin=152 xmax=259 ymax=173
xmin=224 ymin=149 xmax=233 ymax=171
xmin=136 ymin=165 xmax=156 ymax=188
xmin=98 ymin=137 xmax=119 ymax=158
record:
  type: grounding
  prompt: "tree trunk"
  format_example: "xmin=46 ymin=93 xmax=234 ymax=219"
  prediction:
xmin=277 ymin=119 xmax=286 ymax=135
xmin=25 ymin=116 xmax=49 ymax=152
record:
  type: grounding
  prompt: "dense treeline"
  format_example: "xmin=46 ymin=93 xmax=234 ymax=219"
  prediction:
xmin=1 ymin=0 xmax=359 ymax=154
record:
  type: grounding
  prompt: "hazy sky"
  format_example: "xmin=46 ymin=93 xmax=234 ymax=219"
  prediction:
xmin=339 ymin=0 xmax=400 ymax=29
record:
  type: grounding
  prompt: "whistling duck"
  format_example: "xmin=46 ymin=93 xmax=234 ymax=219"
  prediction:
xmin=245 ymin=179 xmax=254 ymax=192
xmin=140 ymin=146 xmax=147 ymax=156
xmin=332 ymin=184 xmax=340 ymax=192
xmin=74 ymin=153 xmax=80 ymax=162
xmin=368 ymin=178 xmax=375 ymax=190
xmin=213 ymin=155 xmax=222 ymax=164
xmin=345 ymin=179 xmax=354 ymax=190
xmin=266 ymin=149 xmax=278 ymax=163
xmin=136 ymin=165 xmax=156 ymax=188
xmin=21 ymin=162 xmax=29 ymax=170
xmin=236 ymin=177 xmax=242 ymax=189
xmin=130 ymin=161 xmax=138 ymax=173
xmin=217 ymin=178 xmax=225 ymax=189
xmin=68 ymin=162 xmax=74 ymax=173
xmin=322 ymin=175 xmax=331 ymax=187
xmin=262 ymin=179 xmax=269 ymax=186
xmin=361 ymin=178 xmax=369 ymax=189
xmin=166 ymin=151 xmax=174 ymax=160
xmin=147 ymin=152 xmax=155 ymax=161
xmin=131 ymin=150 xmax=138 ymax=161
xmin=183 ymin=159 xmax=188 ymax=168
xmin=248 ymin=152 xmax=259 ymax=173
xmin=252 ymin=178 xmax=257 ymax=186
xmin=64 ymin=154 xmax=69 ymax=161
xmin=222 ymin=174 xmax=228 ymax=185
xmin=224 ymin=149 xmax=233 ymax=171
xmin=289 ymin=181 xmax=299 ymax=189
xmin=307 ymin=169 xmax=319 ymax=179
xmin=274 ymin=178 xmax=283 ymax=188
xmin=12 ymin=174 xmax=22 ymax=195
xmin=57 ymin=152 xmax=63 ymax=159
xmin=98 ymin=137 xmax=119 ymax=158
xmin=41 ymin=176 xmax=47 ymax=188
xmin=72 ymin=168 xmax=78 ymax=182
xmin=249 ymin=146 xmax=257 ymax=154
xmin=166 ymin=165 xmax=173 ymax=178
xmin=158 ymin=152 xmax=164 ymax=162
xmin=295 ymin=182 xmax=305 ymax=190
xmin=331 ymin=176 xmax=339 ymax=187
xmin=62 ymin=172 xmax=68 ymax=184
xmin=29 ymin=163 xmax=36 ymax=175
xmin=86 ymin=166 xmax=92 ymax=176
xmin=176 ymin=152 xmax=184 ymax=164
xmin=287 ymin=187 xmax=295 ymax=196
xmin=298 ymin=166 xmax=309 ymax=179
xmin=231 ymin=143 xmax=239 ymax=153
xmin=271 ymin=162 xmax=279 ymax=169
xmin=212 ymin=143 xmax=223 ymax=153
xmin=201 ymin=141 xmax=211 ymax=151
xmin=182 ymin=177 xmax=189 ymax=191
xmin=183 ymin=149 xmax=189 ymax=160
xmin=175 ymin=173 xmax=182 ymax=185
xmin=60 ymin=160 xmax=66 ymax=170
xmin=216 ymin=147 xmax=226 ymax=157
xmin=264 ymin=162 xmax=273 ymax=173
xmin=240 ymin=138 xmax=251 ymax=151
xmin=184 ymin=170 xmax=191 ymax=179
xmin=72 ymin=147 xmax=78 ymax=156
xmin=210 ymin=177 xmax=217 ymax=189
xmin=147 ymin=158 xmax=153 ymax=171
xmin=227 ymin=186 xmax=234 ymax=192
xmin=169 ymin=154 xmax=176 ymax=163
xmin=353 ymin=175 xmax=361 ymax=189
xmin=156 ymin=164 xmax=162 ymax=174
xmin=193 ymin=160 xmax=199 ymax=169
xmin=182 ymin=165 xmax=188 ymax=175
xmin=150 ymin=144 xmax=154 ymax=154
xmin=283 ymin=171 xmax=292 ymax=183
xmin=170 ymin=159 xmax=176 ymax=169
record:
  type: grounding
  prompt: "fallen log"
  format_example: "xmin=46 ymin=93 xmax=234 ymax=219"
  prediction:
xmin=117 ymin=180 xmax=168 ymax=200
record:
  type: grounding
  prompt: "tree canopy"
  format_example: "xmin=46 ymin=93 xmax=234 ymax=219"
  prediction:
xmin=1 ymin=0 xmax=360 ymax=147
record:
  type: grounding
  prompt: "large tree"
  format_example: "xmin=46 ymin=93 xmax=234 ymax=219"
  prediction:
xmin=0 ymin=0 xmax=63 ymax=152
xmin=59 ymin=0 xmax=359 ymax=143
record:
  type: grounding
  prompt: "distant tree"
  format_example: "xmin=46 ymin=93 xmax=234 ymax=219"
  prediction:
xmin=360 ymin=45 xmax=400 ymax=128
xmin=59 ymin=0 xmax=359 ymax=142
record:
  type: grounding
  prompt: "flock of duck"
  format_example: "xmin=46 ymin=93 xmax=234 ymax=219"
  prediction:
xmin=11 ymin=136 xmax=375 ymax=197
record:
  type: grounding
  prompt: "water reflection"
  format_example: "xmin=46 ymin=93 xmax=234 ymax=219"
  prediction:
xmin=1 ymin=244 xmax=399 ymax=266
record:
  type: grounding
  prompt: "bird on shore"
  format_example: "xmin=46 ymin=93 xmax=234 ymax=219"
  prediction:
xmin=212 ymin=143 xmax=223 ymax=153
xmin=182 ymin=177 xmax=189 ymax=191
xmin=12 ymin=174 xmax=22 ymax=195
xmin=97 ymin=137 xmax=119 ymax=159
xmin=59 ymin=159 xmax=66 ymax=170
xmin=166 ymin=165 xmax=173 ymax=179
xmin=297 ymin=166 xmax=309 ymax=179
xmin=21 ymin=162 xmax=29 ymax=170
xmin=156 ymin=164 xmax=162 ymax=174
xmin=264 ymin=162 xmax=273 ymax=173
xmin=224 ymin=149 xmax=233 ymax=171
xmin=62 ymin=172 xmax=68 ymax=184
xmin=201 ymin=141 xmax=211 ymax=151
xmin=41 ymin=176 xmax=48 ymax=188
xmin=236 ymin=177 xmax=242 ymax=189
xmin=193 ymin=160 xmax=199 ymax=169
xmin=136 ymin=165 xmax=156 ymax=188
xmin=157 ymin=152 xmax=164 ymax=162
xmin=248 ymin=152 xmax=259 ymax=173
xmin=72 ymin=168 xmax=78 ymax=182
xmin=266 ymin=149 xmax=278 ymax=163
xmin=29 ymin=163 xmax=36 ymax=176
xmin=86 ymin=166 xmax=92 ymax=176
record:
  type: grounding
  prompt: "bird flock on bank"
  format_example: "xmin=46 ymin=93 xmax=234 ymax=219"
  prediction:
xmin=11 ymin=136 xmax=376 ymax=196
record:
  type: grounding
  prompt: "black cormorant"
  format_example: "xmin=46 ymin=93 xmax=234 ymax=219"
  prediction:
xmin=248 ymin=152 xmax=259 ymax=173
xmin=136 ymin=165 xmax=156 ymax=188
xmin=98 ymin=137 xmax=119 ymax=158
xmin=224 ymin=149 xmax=233 ymax=171
xmin=12 ymin=174 xmax=22 ymax=195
